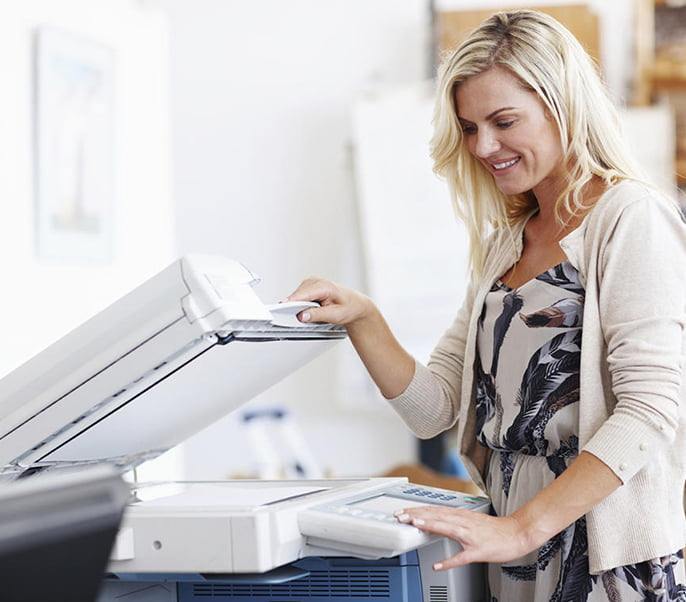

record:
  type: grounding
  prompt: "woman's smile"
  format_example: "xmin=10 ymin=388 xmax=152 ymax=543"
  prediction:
xmin=488 ymin=156 xmax=521 ymax=174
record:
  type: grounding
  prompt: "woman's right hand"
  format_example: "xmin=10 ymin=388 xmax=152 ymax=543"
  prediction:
xmin=285 ymin=277 xmax=375 ymax=327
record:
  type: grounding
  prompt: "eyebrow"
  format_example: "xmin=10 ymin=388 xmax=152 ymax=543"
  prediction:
xmin=458 ymin=107 xmax=518 ymax=123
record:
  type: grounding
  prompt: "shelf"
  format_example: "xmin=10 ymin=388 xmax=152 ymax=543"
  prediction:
xmin=652 ymin=74 xmax=686 ymax=89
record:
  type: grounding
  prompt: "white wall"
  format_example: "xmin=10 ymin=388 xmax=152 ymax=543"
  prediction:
xmin=157 ymin=0 xmax=434 ymax=479
xmin=352 ymin=83 xmax=470 ymax=367
xmin=0 ymin=1 xmax=174 ymax=379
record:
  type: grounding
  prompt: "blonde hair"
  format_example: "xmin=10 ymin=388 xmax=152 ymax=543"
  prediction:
xmin=431 ymin=9 xmax=644 ymax=280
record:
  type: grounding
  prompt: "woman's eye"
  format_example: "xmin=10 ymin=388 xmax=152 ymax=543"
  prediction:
xmin=496 ymin=120 xmax=515 ymax=129
xmin=461 ymin=125 xmax=476 ymax=135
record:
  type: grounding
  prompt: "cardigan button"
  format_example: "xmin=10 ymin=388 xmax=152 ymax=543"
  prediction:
xmin=619 ymin=463 xmax=627 ymax=471
xmin=639 ymin=443 xmax=648 ymax=451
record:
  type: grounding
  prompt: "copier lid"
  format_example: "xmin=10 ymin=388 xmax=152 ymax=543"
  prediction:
xmin=0 ymin=256 xmax=346 ymax=478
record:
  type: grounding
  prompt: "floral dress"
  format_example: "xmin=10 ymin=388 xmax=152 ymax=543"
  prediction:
xmin=475 ymin=260 xmax=686 ymax=602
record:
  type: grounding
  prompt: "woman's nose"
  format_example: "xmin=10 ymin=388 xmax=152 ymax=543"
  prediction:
xmin=475 ymin=130 xmax=501 ymax=158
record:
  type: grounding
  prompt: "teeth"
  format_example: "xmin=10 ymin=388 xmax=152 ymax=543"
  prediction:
xmin=493 ymin=157 xmax=519 ymax=170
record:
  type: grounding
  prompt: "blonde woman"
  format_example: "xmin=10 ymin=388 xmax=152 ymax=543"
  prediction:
xmin=288 ymin=10 xmax=686 ymax=600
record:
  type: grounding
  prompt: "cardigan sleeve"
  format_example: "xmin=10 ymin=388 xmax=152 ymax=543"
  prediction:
xmin=582 ymin=194 xmax=686 ymax=483
xmin=386 ymin=274 xmax=478 ymax=439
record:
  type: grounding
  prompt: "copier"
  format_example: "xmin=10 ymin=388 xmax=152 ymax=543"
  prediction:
xmin=0 ymin=255 xmax=490 ymax=602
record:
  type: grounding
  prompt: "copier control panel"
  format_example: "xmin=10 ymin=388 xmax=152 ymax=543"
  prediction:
xmin=299 ymin=483 xmax=490 ymax=555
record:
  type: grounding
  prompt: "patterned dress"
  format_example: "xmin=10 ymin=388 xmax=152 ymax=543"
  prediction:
xmin=476 ymin=260 xmax=686 ymax=602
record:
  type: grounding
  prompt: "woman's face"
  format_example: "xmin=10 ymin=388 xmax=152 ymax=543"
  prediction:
xmin=455 ymin=66 xmax=564 ymax=199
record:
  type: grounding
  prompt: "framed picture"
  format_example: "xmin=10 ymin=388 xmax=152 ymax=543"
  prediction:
xmin=34 ymin=27 xmax=115 ymax=264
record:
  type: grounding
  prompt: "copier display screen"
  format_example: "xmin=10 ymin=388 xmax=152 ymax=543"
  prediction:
xmin=351 ymin=495 xmax=434 ymax=515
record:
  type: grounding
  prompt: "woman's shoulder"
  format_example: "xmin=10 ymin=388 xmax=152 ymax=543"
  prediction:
xmin=587 ymin=178 xmax=685 ymax=236
xmin=595 ymin=178 xmax=682 ymax=219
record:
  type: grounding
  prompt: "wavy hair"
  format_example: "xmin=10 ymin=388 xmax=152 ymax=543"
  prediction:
xmin=431 ymin=9 xmax=645 ymax=280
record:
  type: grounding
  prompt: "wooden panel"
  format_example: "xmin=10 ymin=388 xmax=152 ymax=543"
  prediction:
xmin=634 ymin=0 xmax=655 ymax=105
xmin=437 ymin=5 xmax=601 ymax=70
xmin=383 ymin=463 xmax=483 ymax=495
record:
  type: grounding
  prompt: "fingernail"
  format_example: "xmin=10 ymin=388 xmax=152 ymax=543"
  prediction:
xmin=433 ymin=562 xmax=443 ymax=571
xmin=413 ymin=518 xmax=425 ymax=526
xmin=301 ymin=312 xmax=311 ymax=321
xmin=396 ymin=513 xmax=409 ymax=522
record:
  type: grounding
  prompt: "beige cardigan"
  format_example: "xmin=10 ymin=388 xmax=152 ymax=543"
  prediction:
xmin=388 ymin=180 xmax=686 ymax=574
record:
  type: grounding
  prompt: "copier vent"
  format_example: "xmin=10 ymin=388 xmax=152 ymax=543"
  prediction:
xmin=188 ymin=569 xmax=392 ymax=599
xmin=429 ymin=585 xmax=449 ymax=602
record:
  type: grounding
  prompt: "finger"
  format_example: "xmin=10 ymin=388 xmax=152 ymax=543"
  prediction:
xmin=396 ymin=506 xmax=471 ymax=523
xmin=298 ymin=305 xmax=345 ymax=325
xmin=410 ymin=517 xmax=467 ymax=541
xmin=433 ymin=550 xmax=475 ymax=571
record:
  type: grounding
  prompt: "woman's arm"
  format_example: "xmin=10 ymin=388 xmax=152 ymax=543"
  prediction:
xmin=396 ymin=451 xmax=620 ymax=569
xmin=287 ymin=273 xmax=479 ymax=406
xmin=287 ymin=275 xmax=476 ymax=437
xmin=582 ymin=195 xmax=686 ymax=482
xmin=346 ymin=306 xmax=416 ymax=399
xmin=286 ymin=278 xmax=415 ymax=399
xmin=511 ymin=451 xmax=621 ymax=551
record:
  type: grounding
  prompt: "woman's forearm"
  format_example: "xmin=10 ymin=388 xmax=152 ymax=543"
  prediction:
xmin=346 ymin=305 xmax=416 ymax=399
xmin=511 ymin=451 xmax=622 ymax=550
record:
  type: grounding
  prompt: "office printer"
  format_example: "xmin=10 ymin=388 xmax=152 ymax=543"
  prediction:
xmin=0 ymin=256 xmax=490 ymax=602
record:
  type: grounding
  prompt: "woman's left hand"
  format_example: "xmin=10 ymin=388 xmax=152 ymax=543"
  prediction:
xmin=394 ymin=506 xmax=534 ymax=571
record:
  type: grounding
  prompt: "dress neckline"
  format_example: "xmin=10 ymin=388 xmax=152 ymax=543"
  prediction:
xmin=495 ymin=260 xmax=569 ymax=293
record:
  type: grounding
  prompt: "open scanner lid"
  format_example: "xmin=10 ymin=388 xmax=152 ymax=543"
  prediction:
xmin=0 ymin=255 xmax=346 ymax=479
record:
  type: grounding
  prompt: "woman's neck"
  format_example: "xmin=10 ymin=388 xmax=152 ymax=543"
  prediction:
xmin=528 ymin=175 xmax=607 ymax=241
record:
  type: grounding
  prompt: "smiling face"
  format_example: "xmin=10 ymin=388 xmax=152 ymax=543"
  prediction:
xmin=455 ymin=66 xmax=565 ymax=199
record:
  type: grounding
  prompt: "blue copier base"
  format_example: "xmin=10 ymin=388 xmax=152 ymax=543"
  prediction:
xmin=100 ymin=552 xmax=487 ymax=601
xmin=181 ymin=555 xmax=423 ymax=601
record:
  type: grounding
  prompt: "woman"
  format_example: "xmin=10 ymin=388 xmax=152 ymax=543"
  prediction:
xmin=288 ymin=10 xmax=686 ymax=601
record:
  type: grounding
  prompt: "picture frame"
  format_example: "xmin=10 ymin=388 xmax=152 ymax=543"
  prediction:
xmin=33 ymin=26 xmax=115 ymax=264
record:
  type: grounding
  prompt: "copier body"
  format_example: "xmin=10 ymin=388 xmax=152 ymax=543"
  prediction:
xmin=0 ymin=256 xmax=489 ymax=601
xmin=101 ymin=477 xmax=489 ymax=601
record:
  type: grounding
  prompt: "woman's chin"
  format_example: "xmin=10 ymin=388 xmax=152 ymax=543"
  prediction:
xmin=494 ymin=180 xmax=528 ymax=196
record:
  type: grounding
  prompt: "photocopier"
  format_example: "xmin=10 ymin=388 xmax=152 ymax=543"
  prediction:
xmin=0 ymin=255 xmax=490 ymax=602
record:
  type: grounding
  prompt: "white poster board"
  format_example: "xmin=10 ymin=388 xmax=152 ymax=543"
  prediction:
xmin=351 ymin=82 xmax=470 ymax=368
